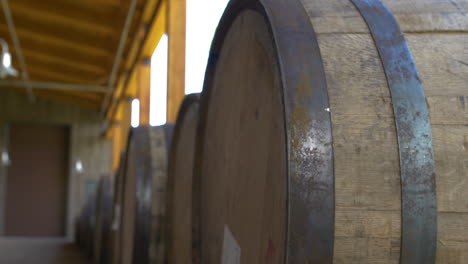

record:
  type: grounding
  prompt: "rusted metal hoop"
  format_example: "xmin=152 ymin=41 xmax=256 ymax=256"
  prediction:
xmin=350 ymin=1 xmax=438 ymax=263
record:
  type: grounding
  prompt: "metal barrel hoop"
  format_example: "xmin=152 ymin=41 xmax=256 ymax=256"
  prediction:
xmin=350 ymin=1 xmax=438 ymax=263
xmin=196 ymin=0 xmax=335 ymax=263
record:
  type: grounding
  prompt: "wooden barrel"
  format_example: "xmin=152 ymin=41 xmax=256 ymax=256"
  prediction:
xmin=194 ymin=0 xmax=468 ymax=263
xmin=119 ymin=125 xmax=174 ymax=264
xmin=110 ymin=153 xmax=127 ymax=264
xmin=166 ymin=94 xmax=200 ymax=264
xmin=75 ymin=202 xmax=88 ymax=248
xmin=76 ymin=200 xmax=92 ymax=251
xmin=81 ymin=191 xmax=97 ymax=259
xmin=75 ymin=215 xmax=82 ymax=246
xmin=93 ymin=176 xmax=114 ymax=264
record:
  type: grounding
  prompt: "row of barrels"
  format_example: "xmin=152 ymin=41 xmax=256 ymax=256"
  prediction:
xmin=75 ymin=173 xmax=113 ymax=263
xmin=75 ymin=94 xmax=199 ymax=264
xmin=77 ymin=0 xmax=467 ymax=263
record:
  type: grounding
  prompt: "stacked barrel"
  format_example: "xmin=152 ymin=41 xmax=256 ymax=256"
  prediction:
xmin=75 ymin=124 xmax=176 ymax=264
xmin=76 ymin=0 xmax=468 ymax=263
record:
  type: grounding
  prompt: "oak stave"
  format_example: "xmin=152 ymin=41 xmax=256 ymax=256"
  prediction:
xmin=193 ymin=0 xmax=468 ymax=263
xmin=93 ymin=175 xmax=114 ymax=264
xmin=166 ymin=94 xmax=200 ymax=264
xmin=117 ymin=125 xmax=174 ymax=264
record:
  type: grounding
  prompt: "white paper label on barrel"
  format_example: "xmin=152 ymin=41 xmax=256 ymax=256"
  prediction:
xmin=111 ymin=204 xmax=121 ymax=231
xmin=222 ymin=225 xmax=241 ymax=264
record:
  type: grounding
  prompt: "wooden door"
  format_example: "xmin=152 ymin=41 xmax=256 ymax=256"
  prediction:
xmin=4 ymin=123 xmax=69 ymax=237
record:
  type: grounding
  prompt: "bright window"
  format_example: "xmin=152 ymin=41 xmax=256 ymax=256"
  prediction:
xmin=185 ymin=0 xmax=229 ymax=94
xmin=150 ymin=34 xmax=169 ymax=126
xmin=131 ymin=98 xmax=140 ymax=128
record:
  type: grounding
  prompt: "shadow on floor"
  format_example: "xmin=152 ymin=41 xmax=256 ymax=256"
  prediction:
xmin=0 ymin=238 xmax=88 ymax=264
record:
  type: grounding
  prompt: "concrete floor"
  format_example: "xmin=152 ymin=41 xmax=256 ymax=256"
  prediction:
xmin=0 ymin=238 xmax=88 ymax=264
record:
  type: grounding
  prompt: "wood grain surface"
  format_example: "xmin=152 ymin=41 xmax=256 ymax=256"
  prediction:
xmin=194 ymin=0 xmax=468 ymax=263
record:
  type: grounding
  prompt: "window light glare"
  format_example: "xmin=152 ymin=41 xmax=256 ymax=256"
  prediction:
xmin=150 ymin=34 xmax=168 ymax=126
xmin=1 ymin=150 xmax=10 ymax=166
xmin=75 ymin=160 xmax=84 ymax=174
xmin=185 ymin=0 xmax=229 ymax=94
xmin=131 ymin=98 xmax=140 ymax=128
xmin=3 ymin=52 xmax=11 ymax=68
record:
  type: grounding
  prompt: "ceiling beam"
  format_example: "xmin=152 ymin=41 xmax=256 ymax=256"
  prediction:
xmin=25 ymin=55 xmax=106 ymax=82
xmin=1 ymin=0 xmax=34 ymax=101
xmin=0 ymin=29 xmax=111 ymax=76
xmin=7 ymin=2 xmax=116 ymax=37
xmin=100 ymin=0 xmax=139 ymax=116
xmin=36 ymin=88 xmax=105 ymax=102
xmin=11 ymin=0 xmax=123 ymax=32
xmin=167 ymin=0 xmax=186 ymax=122
xmin=6 ymin=44 xmax=108 ymax=78
xmin=29 ymin=89 xmax=105 ymax=107
xmin=0 ymin=9 xmax=116 ymax=54
xmin=0 ymin=80 xmax=109 ymax=93
xmin=61 ymin=0 xmax=130 ymax=8
xmin=22 ymin=50 xmax=108 ymax=76
xmin=28 ymin=66 xmax=103 ymax=85
xmin=140 ymin=0 xmax=166 ymax=59
xmin=33 ymin=89 xmax=102 ymax=110
xmin=0 ymin=25 xmax=112 ymax=60
xmin=4 ymin=87 xmax=102 ymax=110
xmin=105 ymin=0 xmax=165 ymax=124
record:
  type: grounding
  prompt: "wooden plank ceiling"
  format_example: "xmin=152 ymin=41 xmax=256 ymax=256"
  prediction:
xmin=0 ymin=0 xmax=155 ymax=110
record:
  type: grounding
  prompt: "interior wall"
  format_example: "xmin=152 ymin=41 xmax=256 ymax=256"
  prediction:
xmin=0 ymin=89 xmax=112 ymax=239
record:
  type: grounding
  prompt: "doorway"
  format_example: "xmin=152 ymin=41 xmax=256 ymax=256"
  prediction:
xmin=4 ymin=123 xmax=69 ymax=237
